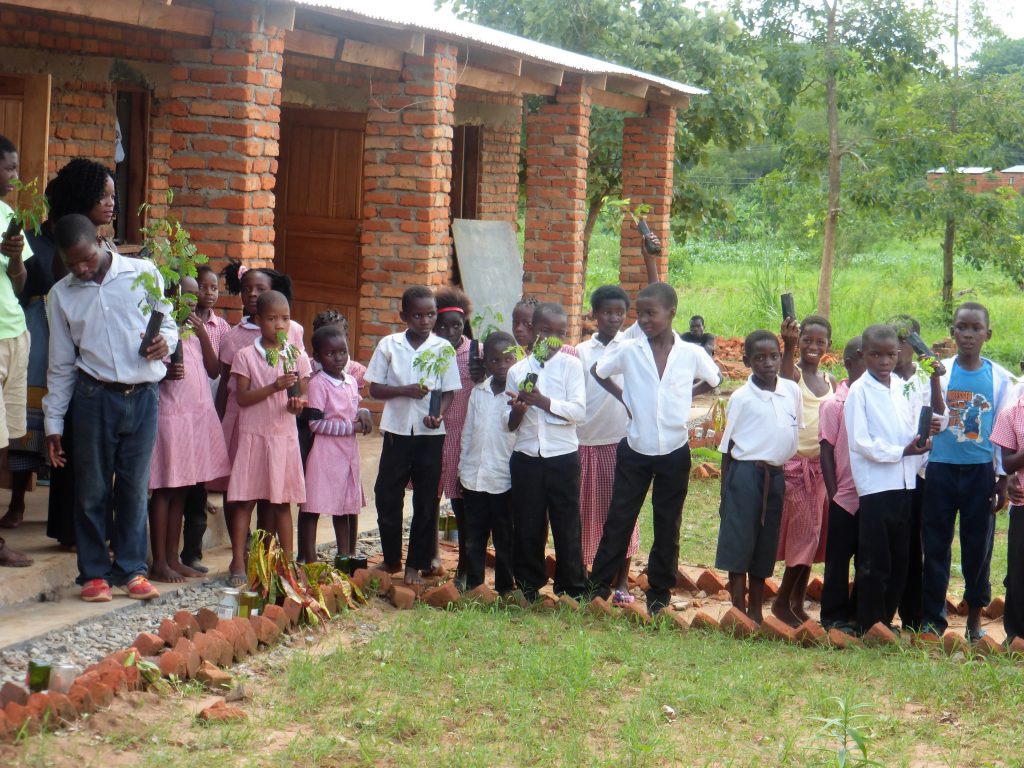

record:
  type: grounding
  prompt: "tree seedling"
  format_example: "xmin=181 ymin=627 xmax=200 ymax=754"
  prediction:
xmin=3 ymin=178 xmax=48 ymax=238
xmin=412 ymin=345 xmax=455 ymax=417
xmin=263 ymin=330 xmax=302 ymax=396
xmin=604 ymin=197 xmax=660 ymax=254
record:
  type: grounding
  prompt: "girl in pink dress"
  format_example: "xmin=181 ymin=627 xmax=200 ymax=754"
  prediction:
xmin=297 ymin=325 xmax=373 ymax=563
xmin=226 ymin=290 xmax=312 ymax=577
xmin=148 ymin=276 xmax=231 ymax=583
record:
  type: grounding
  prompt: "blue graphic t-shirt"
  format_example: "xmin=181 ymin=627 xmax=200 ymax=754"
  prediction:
xmin=930 ymin=360 xmax=995 ymax=465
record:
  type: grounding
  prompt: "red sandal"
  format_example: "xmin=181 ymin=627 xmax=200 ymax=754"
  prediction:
xmin=122 ymin=575 xmax=160 ymax=600
xmin=81 ymin=579 xmax=112 ymax=602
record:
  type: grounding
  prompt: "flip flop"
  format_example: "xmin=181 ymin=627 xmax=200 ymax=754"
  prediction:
xmin=0 ymin=538 xmax=32 ymax=567
xmin=227 ymin=572 xmax=247 ymax=588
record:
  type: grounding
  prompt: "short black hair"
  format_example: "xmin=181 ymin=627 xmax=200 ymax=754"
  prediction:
xmin=54 ymin=214 xmax=96 ymax=251
xmin=637 ymin=282 xmax=677 ymax=310
xmin=861 ymin=324 xmax=898 ymax=348
xmin=312 ymin=309 xmax=348 ymax=332
xmin=843 ymin=335 xmax=862 ymax=360
xmin=0 ymin=134 xmax=16 ymax=157
xmin=690 ymin=315 xmax=704 ymax=324
xmin=483 ymin=330 xmax=515 ymax=356
xmin=401 ymin=285 xmax=435 ymax=313
xmin=196 ymin=264 xmax=217 ymax=282
xmin=888 ymin=314 xmax=920 ymax=339
xmin=221 ymin=260 xmax=293 ymax=302
xmin=255 ymin=289 xmax=290 ymax=316
xmin=45 ymin=158 xmax=115 ymax=222
xmin=744 ymin=329 xmax=779 ymax=358
xmin=954 ymin=301 xmax=990 ymax=326
xmin=514 ymin=296 xmax=539 ymax=311
xmin=311 ymin=324 xmax=346 ymax=355
xmin=590 ymin=285 xmax=629 ymax=312
xmin=532 ymin=302 xmax=566 ymax=326
xmin=800 ymin=314 xmax=832 ymax=338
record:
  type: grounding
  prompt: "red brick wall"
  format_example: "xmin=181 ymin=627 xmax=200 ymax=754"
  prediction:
xmin=359 ymin=43 xmax=458 ymax=360
xmin=456 ymin=89 xmax=522 ymax=222
xmin=523 ymin=76 xmax=591 ymax=341
xmin=619 ymin=105 xmax=676 ymax=299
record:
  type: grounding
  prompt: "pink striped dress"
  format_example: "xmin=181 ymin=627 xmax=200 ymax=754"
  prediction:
xmin=226 ymin=341 xmax=312 ymax=504
xmin=149 ymin=334 xmax=231 ymax=490
xmin=208 ymin=319 xmax=305 ymax=493
xmin=300 ymin=371 xmax=364 ymax=517
xmin=438 ymin=336 xmax=472 ymax=501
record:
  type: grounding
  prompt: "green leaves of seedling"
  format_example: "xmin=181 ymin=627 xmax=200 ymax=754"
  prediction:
xmin=7 ymin=178 xmax=48 ymax=235
xmin=412 ymin=344 xmax=455 ymax=388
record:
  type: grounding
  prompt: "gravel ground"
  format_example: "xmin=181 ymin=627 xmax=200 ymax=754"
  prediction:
xmin=0 ymin=532 xmax=387 ymax=689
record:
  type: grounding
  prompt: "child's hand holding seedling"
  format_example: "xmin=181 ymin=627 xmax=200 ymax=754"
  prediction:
xmin=517 ymin=383 xmax=551 ymax=413
xmin=400 ymin=383 xmax=428 ymax=400
xmin=165 ymin=361 xmax=185 ymax=381
xmin=780 ymin=316 xmax=800 ymax=348
xmin=423 ymin=413 xmax=443 ymax=430
xmin=276 ymin=372 xmax=299 ymax=392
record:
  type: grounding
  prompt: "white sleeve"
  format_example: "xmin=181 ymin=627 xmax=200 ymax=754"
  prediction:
xmin=546 ymin=357 xmax=587 ymax=424
xmin=693 ymin=346 xmax=722 ymax=387
xmin=42 ymin=287 xmax=76 ymax=436
xmin=847 ymin=387 xmax=904 ymax=464
xmin=364 ymin=339 xmax=390 ymax=385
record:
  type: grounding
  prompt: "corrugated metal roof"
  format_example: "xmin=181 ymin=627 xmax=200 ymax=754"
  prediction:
xmin=1002 ymin=165 xmax=1024 ymax=173
xmin=927 ymin=167 xmax=994 ymax=174
xmin=286 ymin=0 xmax=705 ymax=97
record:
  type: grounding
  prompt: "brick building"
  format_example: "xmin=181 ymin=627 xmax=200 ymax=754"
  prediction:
xmin=0 ymin=0 xmax=701 ymax=358
xmin=926 ymin=166 xmax=1024 ymax=196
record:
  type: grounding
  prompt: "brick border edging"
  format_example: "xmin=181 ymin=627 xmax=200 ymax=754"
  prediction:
xmin=1 ymin=567 xmax=1019 ymax=741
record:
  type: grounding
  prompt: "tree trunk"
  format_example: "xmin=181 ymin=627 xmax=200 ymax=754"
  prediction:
xmin=816 ymin=0 xmax=840 ymax=318
xmin=581 ymin=194 xmax=604 ymax=281
xmin=942 ymin=214 xmax=955 ymax=318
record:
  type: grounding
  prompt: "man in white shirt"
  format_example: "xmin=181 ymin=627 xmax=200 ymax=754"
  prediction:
xmin=44 ymin=214 xmax=177 ymax=602
xmin=506 ymin=303 xmax=587 ymax=601
xmin=588 ymin=283 xmax=721 ymax=614
xmin=366 ymin=285 xmax=462 ymax=586
xmin=845 ymin=324 xmax=931 ymax=632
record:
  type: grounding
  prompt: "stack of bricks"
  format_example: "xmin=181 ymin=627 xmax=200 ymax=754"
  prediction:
xmin=618 ymin=104 xmax=676 ymax=300
xmin=359 ymin=42 xmax=458 ymax=361
xmin=165 ymin=0 xmax=284 ymax=267
xmin=523 ymin=76 xmax=591 ymax=341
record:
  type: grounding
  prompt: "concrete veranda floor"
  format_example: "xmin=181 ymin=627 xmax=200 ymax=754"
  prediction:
xmin=0 ymin=433 xmax=408 ymax=650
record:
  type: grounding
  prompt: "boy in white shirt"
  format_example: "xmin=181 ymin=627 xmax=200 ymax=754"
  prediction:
xmin=366 ymin=286 xmax=462 ymax=586
xmin=588 ymin=282 xmax=721 ymax=615
xmin=460 ymin=331 xmax=518 ymax=594
xmin=845 ymin=324 xmax=932 ymax=632
xmin=715 ymin=331 xmax=802 ymax=624
xmin=506 ymin=302 xmax=587 ymax=601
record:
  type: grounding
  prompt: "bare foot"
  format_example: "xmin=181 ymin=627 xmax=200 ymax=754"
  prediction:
xmin=373 ymin=561 xmax=402 ymax=574
xmin=0 ymin=506 xmax=24 ymax=529
xmin=771 ymin=598 xmax=801 ymax=628
xmin=149 ymin=564 xmax=185 ymax=583
xmin=792 ymin=601 xmax=811 ymax=624
xmin=169 ymin=559 xmax=204 ymax=579
xmin=748 ymin=609 xmax=764 ymax=625
xmin=421 ymin=559 xmax=446 ymax=578
xmin=404 ymin=566 xmax=424 ymax=586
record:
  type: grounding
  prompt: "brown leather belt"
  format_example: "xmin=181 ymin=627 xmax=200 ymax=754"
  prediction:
xmin=79 ymin=370 xmax=147 ymax=395
xmin=752 ymin=460 xmax=783 ymax=525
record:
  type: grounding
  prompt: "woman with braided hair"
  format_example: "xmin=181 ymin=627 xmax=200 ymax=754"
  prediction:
xmin=0 ymin=159 xmax=117 ymax=545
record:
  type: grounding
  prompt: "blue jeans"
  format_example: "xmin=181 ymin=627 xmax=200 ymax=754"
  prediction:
xmin=71 ymin=375 xmax=159 ymax=586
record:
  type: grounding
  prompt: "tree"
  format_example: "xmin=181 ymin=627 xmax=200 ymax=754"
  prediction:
xmin=734 ymin=0 xmax=939 ymax=317
xmin=447 ymin=0 xmax=776 ymax=254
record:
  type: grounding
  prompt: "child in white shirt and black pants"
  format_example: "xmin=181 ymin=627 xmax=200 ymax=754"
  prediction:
xmin=845 ymin=324 xmax=932 ymax=632
xmin=460 ymin=331 xmax=518 ymax=594
xmin=506 ymin=303 xmax=588 ymax=601
xmin=715 ymin=331 xmax=802 ymax=623
xmin=588 ymin=283 xmax=721 ymax=614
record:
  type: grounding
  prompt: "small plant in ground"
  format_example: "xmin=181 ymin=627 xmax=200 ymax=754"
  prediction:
xmin=4 ymin=178 xmax=48 ymax=237
xmin=812 ymin=696 xmax=884 ymax=767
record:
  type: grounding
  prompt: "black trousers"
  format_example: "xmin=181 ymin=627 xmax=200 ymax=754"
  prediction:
xmin=820 ymin=500 xmax=858 ymax=628
xmin=922 ymin=462 xmax=996 ymax=633
xmin=856 ymin=489 xmax=911 ymax=631
xmin=462 ymin=489 xmax=515 ymax=593
xmin=1005 ymin=505 xmax=1024 ymax=643
xmin=897 ymin=477 xmax=926 ymax=630
xmin=374 ymin=432 xmax=445 ymax=571
xmin=180 ymin=483 xmax=208 ymax=564
xmin=509 ymin=451 xmax=586 ymax=600
xmin=590 ymin=440 xmax=691 ymax=611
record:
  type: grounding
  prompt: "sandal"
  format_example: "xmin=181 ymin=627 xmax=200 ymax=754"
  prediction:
xmin=0 ymin=537 xmax=32 ymax=567
xmin=227 ymin=572 xmax=247 ymax=588
xmin=612 ymin=589 xmax=635 ymax=606
xmin=122 ymin=575 xmax=160 ymax=600
xmin=81 ymin=578 xmax=112 ymax=602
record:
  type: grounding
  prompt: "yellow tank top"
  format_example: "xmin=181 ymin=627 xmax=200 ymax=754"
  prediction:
xmin=797 ymin=372 xmax=835 ymax=457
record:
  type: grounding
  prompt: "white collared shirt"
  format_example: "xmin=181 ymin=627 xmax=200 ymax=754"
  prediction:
xmin=505 ymin=350 xmax=586 ymax=458
xmin=595 ymin=333 xmax=721 ymax=456
xmin=365 ymin=331 xmax=462 ymax=436
xmin=717 ymin=376 xmax=802 ymax=465
xmin=575 ymin=333 xmax=628 ymax=446
xmin=43 ymin=250 xmax=178 ymax=436
xmin=845 ymin=372 xmax=918 ymax=495
xmin=460 ymin=378 xmax=517 ymax=493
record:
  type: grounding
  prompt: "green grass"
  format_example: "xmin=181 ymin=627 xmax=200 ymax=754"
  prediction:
xmin=586 ymin=227 xmax=1024 ymax=368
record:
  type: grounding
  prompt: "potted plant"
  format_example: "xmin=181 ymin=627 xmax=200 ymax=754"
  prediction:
xmin=604 ymin=197 xmax=661 ymax=255
xmin=263 ymin=330 xmax=302 ymax=396
xmin=412 ymin=344 xmax=456 ymax=419
xmin=133 ymin=190 xmax=208 ymax=356
xmin=3 ymin=178 xmax=48 ymax=239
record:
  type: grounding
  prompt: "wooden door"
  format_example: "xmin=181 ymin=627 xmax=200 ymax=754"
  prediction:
xmin=275 ymin=109 xmax=364 ymax=350
xmin=0 ymin=73 xmax=50 ymax=207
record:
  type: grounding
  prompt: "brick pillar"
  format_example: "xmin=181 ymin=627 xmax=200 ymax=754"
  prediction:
xmin=619 ymin=105 xmax=676 ymax=297
xmin=523 ymin=77 xmax=591 ymax=341
xmin=359 ymin=43 xmax=457 ymax=360
xmin=166 ymin=0 xmax=284 ymax=267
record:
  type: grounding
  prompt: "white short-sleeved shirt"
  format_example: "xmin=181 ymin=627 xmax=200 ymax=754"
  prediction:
xmin=505 ymin=350 xmax=586 ymax=458
xmin=365 ymin=331 xmax=462 ymax=436
xmin=460 ymin=378 xmax=517 ymax=494
xmin=845 ymin=372 xmax=918 ymax=496
xmin=595 ymin=333 xmax=721 ymax=456
xmin=717 ymin=376 xmax=802 ymax=466
xmin=575 ymin=333 xmax=629 ymax=446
